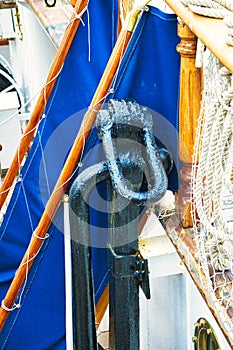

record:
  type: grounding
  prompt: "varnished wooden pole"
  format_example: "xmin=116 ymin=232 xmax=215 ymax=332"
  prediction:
xmin=118 ymin=0 xmax=133 ymax=33
xmin=0 ymin=0 xmax=88 ymax=209
xmin=175 ymin=22 xmax=202 ymax=228
xmin=166 ymin=0 xmax=233 ymax=74
xmin=0 ymin=39 xmax=8 ymax=46
xmin=0 ymin=22 xmax=133 ymax=334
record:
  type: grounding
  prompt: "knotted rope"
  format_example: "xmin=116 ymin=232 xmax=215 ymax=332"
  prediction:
xmin=192 ymin=53 xmax=233 ymax=271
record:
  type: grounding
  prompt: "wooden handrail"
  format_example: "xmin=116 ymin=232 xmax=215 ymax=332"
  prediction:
xmin=165 ymin=0 xmax=233 ymax=226
xmin=165 ymin=0 xmax=233 ymax=73
xmin=163 ymin=2 xmax=233 ymax=348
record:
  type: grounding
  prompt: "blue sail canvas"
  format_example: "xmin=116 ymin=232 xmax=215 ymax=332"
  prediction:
xmin=0 ymin=2 xmax=180 ymax=348
xmin=0 ymin=1 xmax=118 ymax=348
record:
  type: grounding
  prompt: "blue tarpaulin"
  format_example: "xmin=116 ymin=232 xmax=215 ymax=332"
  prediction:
xmin=0 ymin=2 xmax=180 ymax=348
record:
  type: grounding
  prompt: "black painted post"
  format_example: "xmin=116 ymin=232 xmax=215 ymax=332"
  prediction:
xmin=108 ymin=173 xmax=142 ymax=350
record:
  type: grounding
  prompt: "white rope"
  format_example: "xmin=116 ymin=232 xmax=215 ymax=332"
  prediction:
xmin=181 ymin=0 xmax=233 ymax=45
xmin=214 ymin=0 xmax=233 ymax=12
xmin=186 ymin=0 xmax=227 ymax=10
xmin=224 ymin=15 xmax=233 ymax=46
xmin=192 ymin=52 xmax=233 ymax=272
xmin=190 ymin=49 xmax=233 ymax=338
xmin=188 ymin=4 xmax=228 ymax=18
xmin=32 ymin=231 xmax=50 ymax=240
xmin=1 ymin=300 xmax=21 ymax=312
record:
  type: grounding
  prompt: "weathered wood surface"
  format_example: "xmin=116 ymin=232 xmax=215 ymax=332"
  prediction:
xmin=166 ymin=0 xmax=233 ymax=73
xmin=163 ymin=214 xmax=233 ymax=349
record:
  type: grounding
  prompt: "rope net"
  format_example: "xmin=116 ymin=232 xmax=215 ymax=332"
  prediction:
xmin=191 ymin=49 xmax=233 ymax=333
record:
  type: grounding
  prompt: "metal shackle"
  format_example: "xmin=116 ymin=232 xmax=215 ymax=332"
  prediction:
xmin=96 ymin=99 xmax=171 ymax=204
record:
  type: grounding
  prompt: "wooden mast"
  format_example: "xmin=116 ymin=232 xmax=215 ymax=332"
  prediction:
xmin=118 ymin=0 xmax=133 ymax=32
xmin=175 ymin=21 xmax=202 ymax=228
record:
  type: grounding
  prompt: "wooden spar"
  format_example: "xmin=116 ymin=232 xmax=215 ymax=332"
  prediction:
xmin=0 ymin=2 xmax=150 ymax=331
xmin=95 ymin=283 xmax=109 ymax=329
xmin=175 ymin=22 xmax=202 ymax=228
xmin=0 ymin=0 xmax=88 ymax=210
xmin=118 ymin=0 xmax=133 ymax=33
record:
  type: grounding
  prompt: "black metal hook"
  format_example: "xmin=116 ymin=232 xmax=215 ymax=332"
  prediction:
xmin=96 ymin=99 xmax=171 ymax=204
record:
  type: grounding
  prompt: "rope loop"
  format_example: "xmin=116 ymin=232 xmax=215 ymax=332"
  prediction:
xmin=1 ymin=300 xmax=21 ymax=312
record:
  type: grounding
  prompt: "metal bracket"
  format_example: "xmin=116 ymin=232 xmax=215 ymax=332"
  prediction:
xmin=109 ymin=244 xmax=150 ymax=299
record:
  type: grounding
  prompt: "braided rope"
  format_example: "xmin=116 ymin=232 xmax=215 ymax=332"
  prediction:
xmin=224 ymin=15 xmax=233 ymax=46
xmin=186 ymin=0 xmax=227 ymax=8
xmin=188 ymin=5 xmax=227 ymax=18
xmin=214 ymin=0 xmax=233 ymax=12
xmin=181 ymin=0 xmax=233 ymax=45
